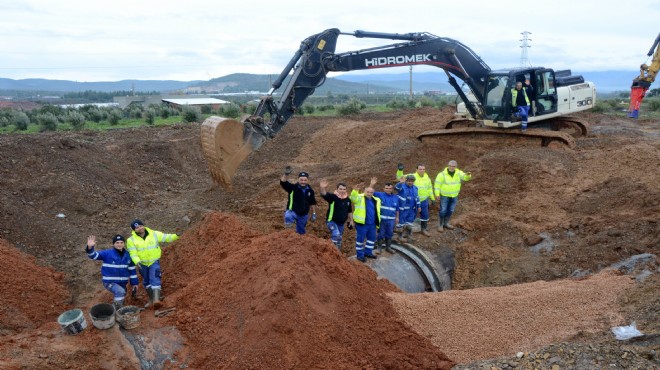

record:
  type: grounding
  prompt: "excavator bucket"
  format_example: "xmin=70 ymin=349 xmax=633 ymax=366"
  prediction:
xmin=200 ymin=116 xmax=261 ymax=189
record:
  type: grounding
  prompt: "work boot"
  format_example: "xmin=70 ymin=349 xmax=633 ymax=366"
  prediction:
xmin=444 ymin=216 xmax=455 ymax=230
xmin=385 ymin=239 xmax=394 ymax=254
xmin=152 ymin=288 xmax=163 ymax=310
xmin=421 ymin=221 xmax=430 ymax=237
xmin=375 ymin=239 xmax=383 ymax=255
xmin=404 ymin=225 xmax=414 ymax=243
xmin=114 ymin=299 xmax=124 ymax=310
xmin=144 ymin=287 xmax=153 ymax=309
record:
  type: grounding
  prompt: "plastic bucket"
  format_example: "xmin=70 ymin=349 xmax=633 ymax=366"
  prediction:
xmin=116 ymin=305 xmax=141 ymax=329
xmin=90 ymin=303 xmax=116 ymax=329
xmin=57 ymin=308 xmax=87 ymax=335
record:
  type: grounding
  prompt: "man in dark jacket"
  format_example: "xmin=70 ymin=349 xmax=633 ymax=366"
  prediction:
xmin=280 ymin=169 xmax=317 ymax=235
xmin=86 ymin=234 xmax=139 ymax=309
xmin=319 ymin=179 xmax=354 ymax=250
xmin=512 ymin=81 xmax=531 ymax=131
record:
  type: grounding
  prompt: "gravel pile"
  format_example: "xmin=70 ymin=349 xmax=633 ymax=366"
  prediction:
xmin=388 ymin=271 xmax=640 ymax=364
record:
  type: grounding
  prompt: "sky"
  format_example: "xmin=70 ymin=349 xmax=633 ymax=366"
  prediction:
xmin=1 ymin=0 xmax=659 ymax=82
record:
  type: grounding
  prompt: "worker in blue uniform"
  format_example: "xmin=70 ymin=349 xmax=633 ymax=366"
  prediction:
xmin=86 ymin=234 xmax=139 ymax=309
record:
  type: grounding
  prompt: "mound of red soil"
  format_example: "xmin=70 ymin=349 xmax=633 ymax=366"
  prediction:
xmin=0 ymin=238 xmax=70 ymax=334
xmin=162 ymin=212 xmax=454 ymax=369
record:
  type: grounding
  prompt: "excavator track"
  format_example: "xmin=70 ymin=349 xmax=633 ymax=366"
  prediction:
xmin=545 ymin=116 xmax=590 ymax=138
xmin=417 ymin=127 xmax=576 ymax=148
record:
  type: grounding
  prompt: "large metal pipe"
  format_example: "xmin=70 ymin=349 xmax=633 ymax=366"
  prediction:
xmin=365 ymin=243 xmax=454 ymax=293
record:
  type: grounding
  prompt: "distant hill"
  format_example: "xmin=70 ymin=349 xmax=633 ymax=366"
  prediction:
xmin=334 ymin=70 xmax=645 ymax=93
xmin=192 ymin=73 xmax=398 ymax=95
xmin=0 ymin=78 xmax=201 ymax=93
xmin=0 ymin=70 xmax=650 ymax=96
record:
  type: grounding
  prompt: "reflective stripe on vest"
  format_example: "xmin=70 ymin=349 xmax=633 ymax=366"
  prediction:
xmin=511 ymin=88 xmax=530 ymax=106
xmin=328 ymin=201 xmax=335 ymax=221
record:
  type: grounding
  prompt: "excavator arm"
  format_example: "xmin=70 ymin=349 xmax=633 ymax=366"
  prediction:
xmin=628 ymin=33 xmax=660 ymax=118
xmin=202 ymin=28 xmax=492 ymax=187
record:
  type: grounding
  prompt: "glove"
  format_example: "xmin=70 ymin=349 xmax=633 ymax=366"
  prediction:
xmin=347 ymin=222 xmax=353 ymax=230
xmin=131 ymin=286 xmax=138 ymax=299
xmin=284 ymin=166 xmax=292 ymax=175
xmin=311 ymin=213 xmax=317 ymax=221
xmin=397 ymin=163 xmax=404 ymax=171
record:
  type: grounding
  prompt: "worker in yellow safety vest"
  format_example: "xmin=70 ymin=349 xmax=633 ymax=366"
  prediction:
xmin=397 ymin=163 xmax=433 ymax=236
xmin=433 ymin=160 xmax=472 ymax=231
xmin=350 ymin=177 xmax=382 ymax=262
xmin=126 ymin=219 xmax=179 ymax=310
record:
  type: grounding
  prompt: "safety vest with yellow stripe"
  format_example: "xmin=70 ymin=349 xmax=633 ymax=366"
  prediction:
xmin=350 ymin=189 xmax=381 ymax=227
xmin=433 ymin=168 xmax=472 ymax=198
xmin=511 ymin=87 xmax=530 ymax=107
xmin=396 ymin=170 xmax=433 ymax=201
xmin=127 ymin=227 xmax=179 ymax=267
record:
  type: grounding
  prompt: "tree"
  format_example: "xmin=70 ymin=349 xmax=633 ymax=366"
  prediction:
xmin=200 ymin=105 xmax=213 ymax=114
xmin=108 ymin=109 xmax=122 ymax=125
xmin=160 ymin=107 xmax=171 ymax=119
xmin=11 ymin=111 xmax=30 ymax=131
xmin=67 ymin=111 xmax=86 ymax=130
xmin=182 ymin=107 xmax=201 ymax=123
xmin=86 ymin=108 xmax=103 ymax=123
xmin=37 ymin=112 xmax=59 ymax=132
xmin=304 ymin=104 xmax=316 ymax=114
xmin=220 ymin=104 xmax=241 ymax=118
xmin=336 ymin=98 xmax=366 ymax=116
xmin=144 ymin=108 xmax=156 ymax=125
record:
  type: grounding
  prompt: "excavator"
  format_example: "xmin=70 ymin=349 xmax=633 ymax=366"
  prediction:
xmin=201 ymin=29 xmax=596 ymax=188
xmin=628 ymin=32 xmax=660 ymax=118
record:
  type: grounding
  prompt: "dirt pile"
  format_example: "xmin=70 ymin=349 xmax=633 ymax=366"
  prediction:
xmin=161 ymin=212 xmax=454 ymax=369
xmin=389 ymin=271 xmax=635 ymax=364
xmin=0 ymin=237 xmax=70 ymax=334
xmin=0 ymin=237 xmax=140 ymax=370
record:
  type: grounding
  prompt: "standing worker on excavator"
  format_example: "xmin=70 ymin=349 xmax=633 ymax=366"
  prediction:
xmin=434 ymin=160 xmax=472 ymax=231
xmin=396 ymin=163 xmax=433 ymax=236
xmin=512 ymin=81 xmax=531 ymax=131
xmin=126 ymin=219 xmax=179 ymax=310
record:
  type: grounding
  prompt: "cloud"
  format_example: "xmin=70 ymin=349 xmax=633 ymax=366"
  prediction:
xmin=0 ymin=0 xmax=658 ymax=81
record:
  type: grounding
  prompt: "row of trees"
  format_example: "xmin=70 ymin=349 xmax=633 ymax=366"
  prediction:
xmin=0 ymin=102 xmax=245 ymax=132
xmin=0 ymin=95 xmax=454 ymax=133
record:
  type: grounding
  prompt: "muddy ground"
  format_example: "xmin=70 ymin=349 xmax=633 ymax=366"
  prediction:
xmin=0 ymin=106 xmax=658 ymax=369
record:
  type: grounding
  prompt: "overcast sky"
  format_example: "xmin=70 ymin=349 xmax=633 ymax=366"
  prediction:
xmin=1 ymin=0 xmax=659 ymax=82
